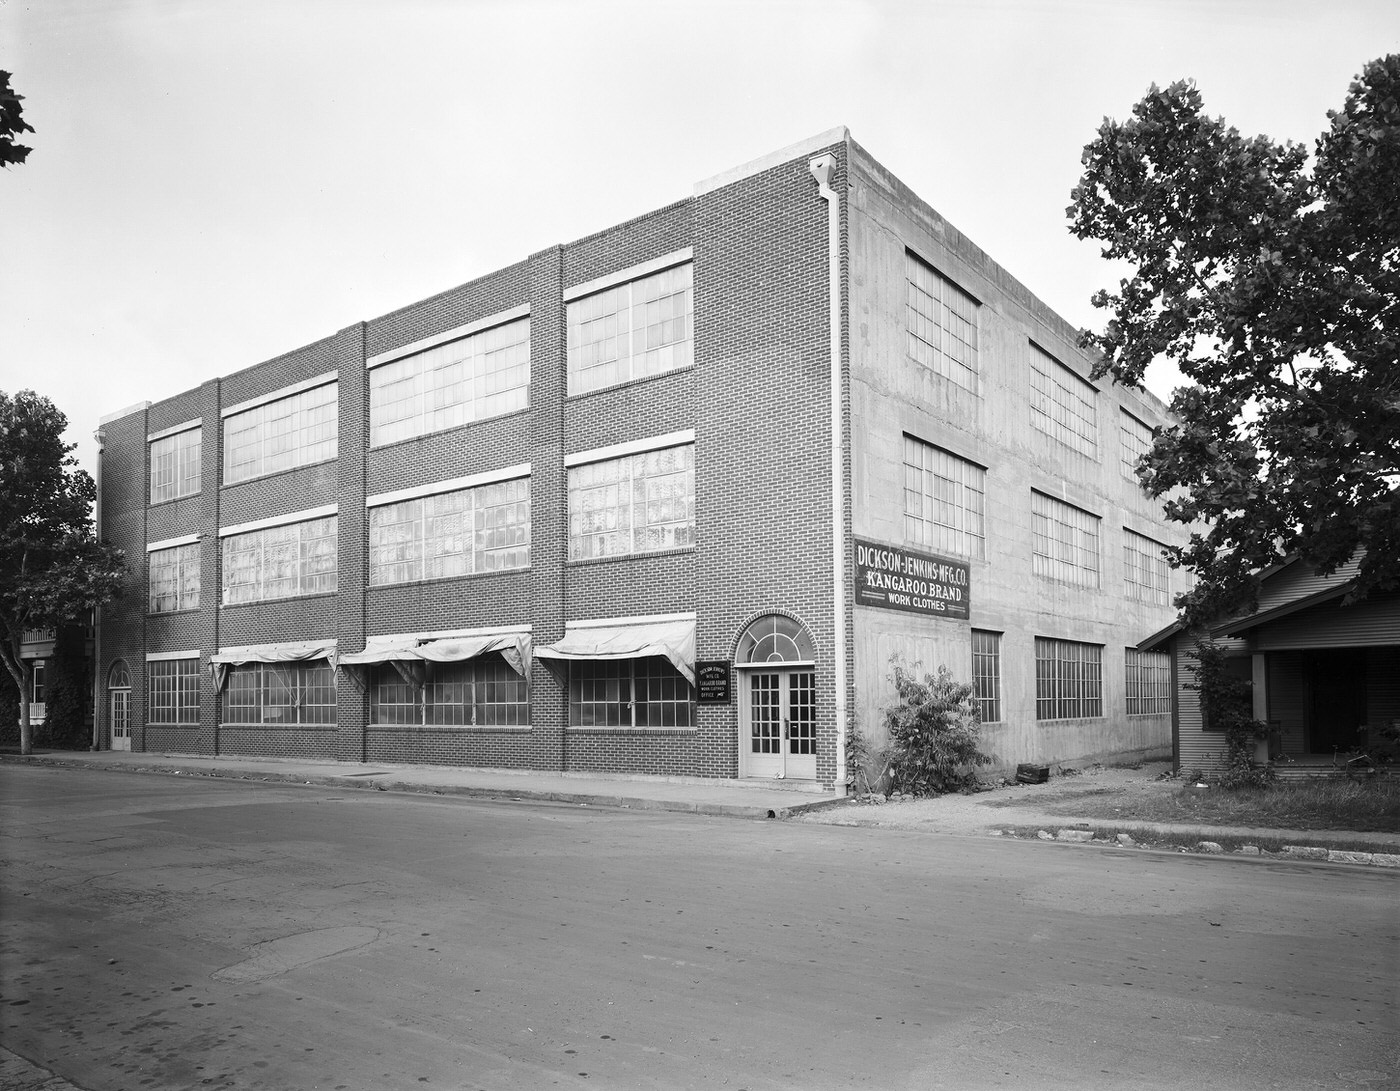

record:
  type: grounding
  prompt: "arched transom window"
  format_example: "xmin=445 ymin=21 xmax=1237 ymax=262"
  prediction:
xmin=107 ymin=660 xmax=131 ymax=689
xmin=735 ymin=615 xmax=815 ymax=665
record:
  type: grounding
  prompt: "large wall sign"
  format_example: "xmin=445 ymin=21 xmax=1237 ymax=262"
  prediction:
xmin=854 ymin=538 xmax=971 ymax=620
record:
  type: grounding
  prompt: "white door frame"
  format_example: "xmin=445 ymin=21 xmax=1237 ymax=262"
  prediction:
xmin=738 ymin=666 xmax=817 ymax=780
xmin=110 ymin=688 xmax=131 ymax=751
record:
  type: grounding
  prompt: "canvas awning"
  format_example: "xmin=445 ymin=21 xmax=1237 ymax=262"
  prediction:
xmin=535 ymin=619 xmax=695 ymax=685
xmin=208 ymin=640 xmax=337 ymax=691
xmin=339 ymin=632 xmax=531 ymax=678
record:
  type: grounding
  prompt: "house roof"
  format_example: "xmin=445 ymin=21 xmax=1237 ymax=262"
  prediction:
xmin=1210 ymin=582 xmax=1355 ymax=638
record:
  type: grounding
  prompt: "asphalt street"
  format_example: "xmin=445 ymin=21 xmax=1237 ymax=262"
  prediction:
xmin=1 ymin=764 xmax=1395 ymax=1090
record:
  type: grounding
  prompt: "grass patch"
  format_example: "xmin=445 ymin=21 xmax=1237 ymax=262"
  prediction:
xmin=1020 ymin=775 xmax=1400 ymax=833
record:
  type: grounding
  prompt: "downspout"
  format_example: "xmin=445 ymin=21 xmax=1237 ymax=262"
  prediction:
xmin=809 ymin=151 xmax=847 ymax=796
xmin=91 ymin=429 xmax=105 ymax=751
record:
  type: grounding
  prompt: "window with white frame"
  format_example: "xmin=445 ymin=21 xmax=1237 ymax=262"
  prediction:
xmin=148 ymin=658 xmax=200 ymax=725
xmin=368 ymin=477 xmax=530 ymax=586
xmin=221 ymin=516 xmax=337 ymax=605
xmin=1032 ymin=492 xmax=1101 ymax=588
xmin=369 ymin=318 xmax=530 ymax=447
xmin=568 ymin=443 xmax=694 ymax=561
xmin=1120 ymin=409 xmax=1155 ymax=482
xmin=1030 ymin=345 xmax=1099 ymax=458
xmin=223 ymin=382 xmax=338 ymax=483
xmin=370 ymin=656 xmax=529 ymax=727
xmin=221 ymin=662 xmax=336 ymax=725
xmin=972 ymin=630 xmax=1002 ymax=724
xmin=569 ymin=657 xmax=694 ymax=728
xmin=906 ymin=252 xmax=979 ymax=391
xmin=1125 ymin=648 xmax=1171 ymax=715
xmin=903 ymin=436 xmax=986 ymax=559
xmin=1123 ymin=529 xmax=1171 ymax=606
xmin=148 ymin=543 xmax=200 ymax=614
xmin=149 ymin=427 xmax=201 ymax=504
xmin=30 ymin=660 xmax=44 ymax=705
xmin=1035 ymin=638 xmax=1103 ymax=720
xmin=567 ymin=264 xmax=693 ymax=395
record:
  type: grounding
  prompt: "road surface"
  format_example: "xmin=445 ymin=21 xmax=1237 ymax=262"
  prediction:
xmin=1 ymin=764 xmax=1395 ymax=1089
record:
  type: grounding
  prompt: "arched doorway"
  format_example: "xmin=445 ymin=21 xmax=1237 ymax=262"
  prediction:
xmin=735 ymin=615 xmax=816 ymax=780
xmin=107 ymin=660 xmax=131 ymax=751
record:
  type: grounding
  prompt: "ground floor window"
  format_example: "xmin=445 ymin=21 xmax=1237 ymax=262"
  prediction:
xmin=221 ymin=662 xmax=336 ymax=725
xmin=569 ymin=656 xmax=694 ymax=728
xmin=1035 ymin=637 xmax=1103 ymax=720
xmin=370 ymin=655 xmax=528 ymax=727
xmin=148 ymin=657 xmax=200 ymax=725
xmin=1124 ymin=648 xmax=1171 ymax=715
xmin=971 ymin=630 xmax=1001 ymax=723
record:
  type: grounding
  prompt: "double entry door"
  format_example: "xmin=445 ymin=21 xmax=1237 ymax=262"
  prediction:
xmin=743 ymin=669 xmax=816 ymax=780
xmin=110 ymin=689 xmax=131 ymax=751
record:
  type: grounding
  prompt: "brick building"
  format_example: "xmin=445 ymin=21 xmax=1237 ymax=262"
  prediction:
xmin=94 ymin=129 xmax=1186 ymax=790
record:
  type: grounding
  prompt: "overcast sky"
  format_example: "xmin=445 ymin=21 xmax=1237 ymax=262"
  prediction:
xmin=3 ymin=0 xmax=1396 ymax=477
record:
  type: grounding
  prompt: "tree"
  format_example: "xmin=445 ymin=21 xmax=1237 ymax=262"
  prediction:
xmin=0 ymin=391 xmax=125 ymax=755
xmin=1068 ymin=55 xmax=1400 ymax=627
xmin=1 ymin=70 xmax=35 ymax=168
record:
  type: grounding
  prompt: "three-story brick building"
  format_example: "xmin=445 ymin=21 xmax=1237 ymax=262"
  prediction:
xmin=94 ymin=129 xmax=1186 ymax=790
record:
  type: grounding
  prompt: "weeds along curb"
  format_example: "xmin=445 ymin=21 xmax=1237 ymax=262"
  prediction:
xmin=993 ymin=823 xmax=1400 ymax=868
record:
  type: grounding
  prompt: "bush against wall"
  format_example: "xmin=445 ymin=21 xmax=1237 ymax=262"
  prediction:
xmin=881 ymin=657 xmax=993 ymax=797
xmin=42 ymin=625 xmax=89 ymax=748
xmin=1187 ymin=641 xmax=1273 ymax=789
xmin=0 ymin=666 xmax=16 ymax=746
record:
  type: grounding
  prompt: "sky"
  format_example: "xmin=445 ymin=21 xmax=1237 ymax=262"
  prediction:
xmin=3 ymin=0 xmax=1396 ymax=478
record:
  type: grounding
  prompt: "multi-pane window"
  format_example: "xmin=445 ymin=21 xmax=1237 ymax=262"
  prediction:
xmin=1120 ymin=410 xmax=1155 ymax=482
xmin=1035 ymin=638 xmax=1103 ymax=720
xmin=903 ymin=436 xmax=986 ymax=559
xmin=568 ymin=444 xmax=694 ymax=561
xmin=223 ymin=382 xmax=338 ymax=483
xmin=221 ymin=516 xmax=338 ymax=605
xmin=971 ymin=630 xmax=1002 ymax=724
xmin=221 ymin=662 xmax=336 ymax=725
xmin=369 ymin=318 xmax=531 ymax=447
xmin=1030 ymin=345 xmax=1099 ymax=458
xmin=569 ymin=657 xmax=695 ymax=728
xmin=31 ymin=660 xmax=44 ymax=704
xmin=1124 ymin=529 xmax=1171 ymax=606
xmin=1125 ymin=648 xmax=1171 ymax=715
xmin=906 ymin=252 xmax=978 ymax=391
xmin=568 ymin=264 xmax=693 ymax=395
xmin=369 ymin=477 xmax=530 ymax=587
xmin=370 ymin=656 xmax=529 ymax=727
xmin=1032 ymin=492 xmax=1101 ymax=588
xmin=149 ymin=427 xmax=201 ymax=503
xmin=148 ymin=543 xmax=200 ymax=614
xmin=148 ymin=658 xmax=200 ymax=725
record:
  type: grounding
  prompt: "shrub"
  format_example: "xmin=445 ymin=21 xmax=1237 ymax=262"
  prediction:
xmin=882 ymin=658 xmax=993 ymax=797
xmin=1187 ymin=642 xmax=1273 ymax=789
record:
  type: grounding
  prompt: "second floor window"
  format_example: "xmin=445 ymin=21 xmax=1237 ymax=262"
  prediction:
xmin=148 ymin=543 xmax=200 ymax=614
xmin=568 ymin=443 xmax=694 ymax=561
xmin=223 ymin=381 xmax=338 ymax=484
xmin=368 ymin=476 xmax=531 ymax=586
xmin=149 ymin=426 xmax=201 ymax=503
xmin=222 ymin=515 xmax=337 ymax=605
xmin=1030 ymin=345 xmax=1098 ymax=458
xmin=567 ymin=264 xmax=693 ymax=395
xmin=1120 ymin=409 xmax=1155 ymax=483
xmin=1032 ymin=492 xmax=1101 ymax=588
xmin=1124 ymin=529 xmax=1171 ymax=606
xmin=903 ymin=436 xmax=985 ymax=559
xmin=369 ymin=318 xmax=531 ymax=447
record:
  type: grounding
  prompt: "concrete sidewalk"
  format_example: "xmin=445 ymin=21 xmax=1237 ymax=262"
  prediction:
xmin=0 ymin=748 xmax=845 ymax=819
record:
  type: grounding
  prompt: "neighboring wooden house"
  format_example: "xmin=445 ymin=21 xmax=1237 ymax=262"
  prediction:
xmin=1141 ymin=557 xmax=1400 ymax=775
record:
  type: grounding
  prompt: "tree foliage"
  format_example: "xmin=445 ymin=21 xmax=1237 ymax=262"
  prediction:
xmin=1 ymin=70 xmax=35 ymax=169
xmin=0 ymin=390 xmax=125 ymax=754
xmin=1068 ymin=55 xmax=1400 ymax=626
xmin=882 ymin=658 xmax=993 ymax=797
xmin=1185 ymin=642 xmax=1272 ymax=789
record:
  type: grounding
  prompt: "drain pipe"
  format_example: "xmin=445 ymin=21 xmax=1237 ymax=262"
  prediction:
xmin=91 ymin=429 xmax=105 ymax=751
xmin=809 ymin=151 xmax=847 ymax=796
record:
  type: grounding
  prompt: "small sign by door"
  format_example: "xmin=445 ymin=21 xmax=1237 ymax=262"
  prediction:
xmin=696 ymin=660 xmax=731 ymax=704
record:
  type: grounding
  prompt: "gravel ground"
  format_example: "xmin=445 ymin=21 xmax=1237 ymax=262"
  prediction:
xmin=800 ymin=761 xmax=1181 ymax=836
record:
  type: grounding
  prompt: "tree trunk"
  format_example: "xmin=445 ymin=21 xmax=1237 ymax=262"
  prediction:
xmin=18 ymin=663 xmax=32 ymax=756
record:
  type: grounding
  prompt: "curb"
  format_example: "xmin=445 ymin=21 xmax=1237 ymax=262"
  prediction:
xmin=994 ymin=824 xmax=1400 ymax=868
xmin=0 ymin=753 xmax=831 ymax=821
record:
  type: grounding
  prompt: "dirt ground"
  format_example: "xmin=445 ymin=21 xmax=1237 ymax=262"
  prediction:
xmin=800 ymin=761 xmax=1181 ymax=836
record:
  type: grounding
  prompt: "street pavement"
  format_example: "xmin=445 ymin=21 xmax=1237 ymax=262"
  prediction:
xmin=2 ymin=763 xmax=1396 ymax=1090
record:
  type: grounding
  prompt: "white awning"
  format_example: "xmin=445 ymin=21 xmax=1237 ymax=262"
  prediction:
xmin=208 ymin=640 xmax=337 ymax=692
xmin=535 ymin=619 xmax=695 ymax=685
xmin=339 ymin=632 xmax=531 ymax=678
